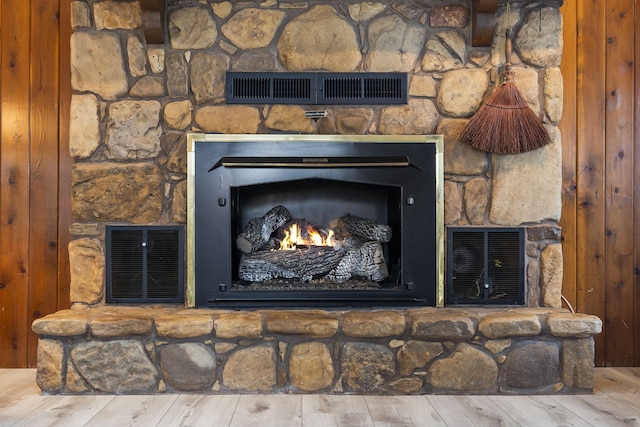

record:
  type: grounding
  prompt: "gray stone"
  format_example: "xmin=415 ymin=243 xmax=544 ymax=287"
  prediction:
xmin=71 ymin=162 xmax=163 ymax=223
xmin=366 ymin=15 xmax=426 ymax=72
xmin=277 ymin=5 xmax=361 ymax=71
xmin=127 ymin=34 xmax=147 ymax=77
xmin=392 ymin=4 xmax=424 ymax=21
xmin=342 ymin=310 xmax=406 ymax=337
xmin=195 ymin=106 xmax=261 ymax=133
xmin=222 ymin=8 xmax=285 ymax=50
xmin=511 ymin=66 xmax=541 ymax=116
xmin=348 ymin=2 xmax=386 ymax=22
xmin=479 ymin=312 xmax=542 ymax=339
xmin=166 ymin=52 xmax=189 ymax=98
xmin=341 ymin=343 xmax=395 ymax=392
xmin=545 ymin=67 xmax=564 ymax=123
xmin=70 ymin=340 xmax=159 ymax=393
xmin=411 ymin=312 xmax=475 ymax=339
xmin=489 ymin=126 xmax=562 ymax=225
xmin=190 ymin=52 xmax=228 ymax=105
xmin=36 ymin=339 xmax=64 ymax=392
xmin=70 ymin=32 xmax=128 ymax=101
xmin=444 ymin=181 xmax=462 ymax=224
xmin=464 ymin=178 xmax=488 ymax=225
xmin=69 ymin=238 xmax=104 ymax=304
xmin=541 ymin=243 xmax=563 ymax=308
xmin=105 ymin=101 xmax=162 ymax=160
xmin=516 ymin=7 xmax=563 ymax=67
xmin=289 ymin=342 xmax=334 ymax=391
xmin=71 ymin=1 xmax=91 ymax=28
xmin=223 ymin=345 xmax=276 ymax=391
xmin=159 ymin=343 xmax=216 ymax=391
xmin=129 ymin=76 xmax=165 ymax=98
xmin=437 ymin=68 xmax=489 ymax=117
xmin=421 ymin=31 xmax=466 ymax=72
xmin=548 ymin=313 xmax=603 ymax=338
xmin=503 ymin=342 xmax=559 ymax=389
xmin=265 ymin=105 xmax=315 ymax=134
xmin=164 ymin=100 xmax=193 ymax=130
xmin=562 ymin=338 xmax=595 ymax=389
xmin=94 ymin=1 xmax=142 ymax=30
xmin=397 ymin=341 xmax=443 ymax=375
xmin=69 ymin=94 xmax=100 ymax=159
xmin=169 ymin=6 xmax=218 ymax=50
xmin=378 ymin=99 xmax=438 ymax=135
xmin=438 ymin=118 xmax=488 ymax=176
xmin=427 ymin=343 xmax=497 ymax=391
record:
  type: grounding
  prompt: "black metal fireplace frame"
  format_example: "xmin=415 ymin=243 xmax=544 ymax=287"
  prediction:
xmin=187 ymin=134 xmax=443 ymax=308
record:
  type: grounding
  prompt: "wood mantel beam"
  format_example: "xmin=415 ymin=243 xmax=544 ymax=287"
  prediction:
xmin=139 ymin=0 xmax=165 ymax=44
xmin=472 ymin=0 xmax=498 ymax=47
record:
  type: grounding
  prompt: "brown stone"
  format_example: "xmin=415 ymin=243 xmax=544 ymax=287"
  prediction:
xmin=389 ymin=377 xmax=424 ymax=394
xmin=222 ymin=8 xmax=285 ymax=50
xmin=68 ymin=238 xmax=104 ymax=305
xmin=332 ymin=108 xmax=374 ymax=135
xmin=561 ymin=338 xmax=595 ymax=389
xmin=159 ymin=343 xmax=216 ymax=391
xmin=265 ymin=105 xmax=314 ymax=134
xmin=194 ymin=106 xmax=261 ymax=134
xmin=214 ymin=312 xmax=263 ymax=339
xmin=541 ymin=244 xmax=563 ymax=308
xmin=94 ymin=1 xmax=142 ymax=30
xmin=36 ymin=339 xmax=65 ymax=392
xmin=164 ymin=100 xmax=193 ymax=131
xmin=171 ymin=180 xmax=187 ymax=223
xmin=90 ymin=316 xmax=153 ymax=337
xmin=166 ymin=52 xmax=188 ymax=98
xmin=397 ymin=341 xmax=443 ymax=375
xmin=32 ymin=310 xmax=89 ymax=336
xmin=223 ymin=344 xmax=276 ymax=391
xmin=427 ymin=343 xmax=497 ymax=392
xmin=430 ymin=5 xmax=468 ymax=28
xmin=410 ymin=312 xmax=475 ymax=339
xmin=65 ymin=360 xmax=91 ymax=393
xmin=342 ymin=310 xmax=406 ymax=337
xmin=289 ymin=342 xmax=335 ymax=391
xmin=168 ymin=6 xmax=218 ymax=50
xmin=547 ymin=313 xmax=603 ymax=338
xmin=444 ymin=181 xmax=462 ymax=225
xmin=265 ymin=311 xmax=338 ymax=338
xmin=478 ymin=312 xmax=542 ymax=339
xmin=155 ymin=314 xmax=215 ymax=338
xmin=378 ymin=99 xmax=439 ymax=135
xmin=527 ymin=225 xmax=562 ymax=241
xmin=341 ymin=342 xmax=395 ymax=392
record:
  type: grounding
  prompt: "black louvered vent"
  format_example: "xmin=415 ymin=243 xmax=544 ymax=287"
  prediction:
xmin=446 ymin=227 xmax=524 ymax=305
xmin=226 ymin=72 xmax=407 ymax=104
xmin=106 ymin=226 xmax=184 ymax=303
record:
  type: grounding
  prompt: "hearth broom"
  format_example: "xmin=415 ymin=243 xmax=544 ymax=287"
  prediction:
xmin=459 ymin=25 xmax=551 ymax=154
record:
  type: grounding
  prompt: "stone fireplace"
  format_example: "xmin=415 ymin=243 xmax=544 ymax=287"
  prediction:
xmin=31 ymin=0 xmax=602 ymax=395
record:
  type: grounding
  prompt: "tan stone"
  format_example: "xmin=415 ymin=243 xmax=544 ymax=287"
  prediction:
xmin=32 ymin=310 xmax=89 ymax=336
xmin=35 ymin=339 xmax=64 ymax=392
xmin=168 ymin=6 xmax=218 ymax=50
xmin=515 ymin=7 xmax=563 ymax=67
xmin=164 ymin=100 xmax=193 ymax=130
xmin=68 ymin=238 xmax=104 ymax=305
xmin=69 ymin=223 xmax=102 ymax=237
xmin=147 ymin=47 xmax=165 ymax=74
xmin=484 ymin=339 xmax=512 ymax=354
xmin=510 ymin=66 xmax=541 ymax=115
xmin=541 ymin=243 xmax=563 ymax=308
xmin=215 ymin=342 xmax=237 ymax=353
xmin=332 ymin=108 xmax=374 ymax=135
xmin=378 ymin=99 xmax=438 ymax=135
xmin=277 ymin=5 xmax=361 ymax=72
xmin=171 ymin=180 xmax=187 ymax=223
xmin=70 ymin=32 xmax=128 ymax=101
xmin=129 ymin=76 xmax=165 ymax=98
xmin=410 ymin=311 xmax=475 ymax=339
xmin=548 ymin=313 xmax=603 ymax=337
xmin=427 ymin=343 xmax=498 ymax=391
xmin=438 ymin=118 xmax=488 ymax=176
xmin=264 ymin=311 xmax=339 ymax=338
xmin=527 ymin=259 xmax=541 ymax=307
xmin=489 ymin=126 xmax=562 ymax=225
xmin=437 ymin=68 xmax=489 ymax=118
xmin=71 ymin=1 xmax=91 ymax=28
xmin=389 ymin=377 xmax=424 ymax=393
xmin=421 ymin=31 xmax=466 ymax=72
xmin=464 ymin=178 xmax=488 ymax=225
xmin=342 ymin=311 xmax=406 ymax=337
xmin=289 ymin=342 xmax=334 ymax=391
xmin=155 ymin=314 xmax=214 ymax=338
xmin=211 ymin=2 xmax=233 ymax=19
xmin=194 ymin=106 xmax=261 ymax=134
xmin=90 ymin=316 xmax=153 ymax=337
xmin=222 ymin=8 xmax=285 ymax=50
xmin=478 ymin=312 xmax=542 ymax=339
xmin=265 ymin=105 xmax=314 ymax=133
xmin=223 ymin=345 xmax=276 ymax=391
xmin=545 ymin=67 xmax=564 ymax=123
xmin=214 ymin=312 xmax=263 ymax=338
xmin=409 ymin=75 xmax=437 ymax=98
xmin=561 ymin=338 xmax=595 ymax=389
xmin=127 ymin=34 xmax=147 ymax=77
xmin=397 ymin=341 xmax=443 ymax=375
xmin=69 ymin=94 xmax=100 ymax=159
xmin=94 ymin=1 xmax=142 ymax=30
xmin=366 ymin=15 xmax=426 ymax=72
xmin=66 ymin=359 xmax=91 ymax=393
xmin=105 ymin=100 xmax=162 ymax=160
xmin=444 ymin=181 xmax=462 ymax=225
xmin=348 ymin=2 xmax=386 ymax=22
xmin=190 ymin=52 xmax=228 ymax=105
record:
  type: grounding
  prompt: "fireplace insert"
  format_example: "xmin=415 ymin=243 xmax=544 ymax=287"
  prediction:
xmin=187 ymin=134 xmax=443 ymax=308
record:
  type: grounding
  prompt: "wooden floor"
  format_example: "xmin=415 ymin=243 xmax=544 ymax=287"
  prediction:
xmin=0 ymin=368 xmax=638 ymax=426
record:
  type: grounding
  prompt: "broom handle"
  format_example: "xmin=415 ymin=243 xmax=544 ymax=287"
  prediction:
xmin=504 ymin=28 xmax=513 ymax=71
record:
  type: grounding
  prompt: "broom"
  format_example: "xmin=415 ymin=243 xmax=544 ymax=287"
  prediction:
xmin=459 ymin=28 xmax=551 ymax=154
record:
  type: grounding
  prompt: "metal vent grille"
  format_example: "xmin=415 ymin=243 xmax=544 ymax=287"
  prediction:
xmin=446 ymin=227 xmax=524 ymax=305
xmin=227 ymin=72 xmax=407 ymax=104
xmin=106 ymin=226 xmax=184 ymax=303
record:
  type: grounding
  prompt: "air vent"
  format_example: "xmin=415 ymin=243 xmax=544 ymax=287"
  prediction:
xmin=446 ymin=227 xmax=524 ymax=305
xmin=106 ymin=226 xmax=184 ymax=303
xmin=226 ymin=72 xmax=407 ymax=105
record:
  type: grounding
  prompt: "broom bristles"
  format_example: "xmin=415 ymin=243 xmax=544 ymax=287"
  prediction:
xmin=459 ymin=81 xmax=552 ymax=154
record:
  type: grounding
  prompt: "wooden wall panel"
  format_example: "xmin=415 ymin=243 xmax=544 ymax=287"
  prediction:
xmin=636 ymin=0 xmax=640 ymax=368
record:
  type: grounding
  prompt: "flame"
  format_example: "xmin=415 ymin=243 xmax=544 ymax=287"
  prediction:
xmin=279 ymin=223 xmax=334 ymax=250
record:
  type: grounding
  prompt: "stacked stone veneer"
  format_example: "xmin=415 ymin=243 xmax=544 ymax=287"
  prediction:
xmin=33 ymin=307 xmax=601 ymax=394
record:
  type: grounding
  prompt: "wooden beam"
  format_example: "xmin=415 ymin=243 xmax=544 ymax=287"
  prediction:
xmin=471 ymin=0 xmax=498 ymax=47
xmin=139 ymin=0 xmax=164 ymax=45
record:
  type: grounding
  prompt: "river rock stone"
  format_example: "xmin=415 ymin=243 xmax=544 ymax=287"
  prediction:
xmin=516 ymin=7 xmax=563 ymax=67
xmin=545 ymin=67 xmax=564 ymax=123
xmin=94 ymin=1 xmax=142 ymax=30
xmin=437 ymin=68 xmax=489 ymax=117
xmin=159 ymin=343 xmax=216 ymax=391
xmin=69 ymin=94 xmax=100 ymax=159
xmin=503 ymin=342 xmax=559 ymax=389
xmin=166 ymin=52 xmax=189 ymax=98
xmin=214 ymin=312 xmax=263 ymax=338
xmin=561 ymin=338 xmax=595 ymax=389
xmin=69 ymin=238 xmax=104 ymax=304
xmin=289 ymin=342 xmax=334 ymax=391
xmin=541 ymin=243 xmax=563 ymax=308
xmin=190 ymin=52 xmax=228 ymax=105
xmin=105 ymin=100 xmax=162 ymax=160
xmin=265 ymin=105 xmax=314 ymax=133
xmin=265 ymin=311 xmax=339 ymax=338
xmin=397 ymin=341 xmax=443 ymax=375
xmin=342 ymin=310 xmax=406 ymax=337
xmin=169 ymin=6 xmax=218 ymax=50
xmin=421 ymin=31 xmax=466 ymax=72
xmin=164 ymin=100 xmax=193 ymax=130
xmin=378 ymin=99 xmax=438 ymax=135
xmin=223 ymin=344 xmax=276 ymax=391
xmin=479 ymin=312 xmax=542 ymax=339
xmin=222 ymin=8 xmax=285 ymax=50
xmin=427 ymin=343 xmax=497 ymax=391
xmin=277 ymin=5 xmax=360 ymax=71
xmin=36 ymin=339 xmax=65 ymax=392
xmin=341 ymin=343 xmax=395 ymax=392
xmin=465 ymin=178 xmax=489 ymax=225
xmin=194 ymin=106 xmax=261 ymax=133
xmin=70 ymin=32 xmax=128 ymax=100
xmin=127 ymin=34 xmax=147 ymax=77
xmin=366 ymin=15 xmax=426 ymax=72
xmin=411 ymin=311 xmax=475 ymax=339
xmin=438 ymin=118 xmax=487 ymax=175
xmin=70 ymin=340 xmax=159 ymax=393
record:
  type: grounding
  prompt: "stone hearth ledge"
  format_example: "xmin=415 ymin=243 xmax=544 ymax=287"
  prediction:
xmin=32 ymin=307 xmax=601 ymax=395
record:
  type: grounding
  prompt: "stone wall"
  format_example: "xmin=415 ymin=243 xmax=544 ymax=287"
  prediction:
xmin=68 ymin=0 xmax=564 ymax=308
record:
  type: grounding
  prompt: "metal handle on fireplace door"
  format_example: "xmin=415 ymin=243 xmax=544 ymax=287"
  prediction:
xmin=208 ymin=156 xmax=413 ymax=171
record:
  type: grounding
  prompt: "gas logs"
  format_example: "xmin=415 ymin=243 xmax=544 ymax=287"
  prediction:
xmin=237 ymin=206 xmax=392 ymax=284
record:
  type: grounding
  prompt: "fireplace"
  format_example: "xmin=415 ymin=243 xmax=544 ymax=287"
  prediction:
xmin=187 ymin=133 xmax=444 ymax=308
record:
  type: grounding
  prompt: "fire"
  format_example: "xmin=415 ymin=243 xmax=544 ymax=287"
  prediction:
xmin=279 ymin=223 xmax=335 ymax=250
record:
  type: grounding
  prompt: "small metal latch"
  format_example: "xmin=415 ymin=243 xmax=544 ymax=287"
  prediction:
xmin=218 ymin=198 xmax=226 ymax=206
xmin=406 ymin=282 xmax=414 ymax=291
xmin=219 ymin=284 xmax=227 ymax=292
xmin=406 ymin=197 xmax=415 ymax=205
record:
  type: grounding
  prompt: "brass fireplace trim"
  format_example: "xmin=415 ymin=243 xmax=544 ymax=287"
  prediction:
xmin=186 ymin=133 xmax=445 ymax=307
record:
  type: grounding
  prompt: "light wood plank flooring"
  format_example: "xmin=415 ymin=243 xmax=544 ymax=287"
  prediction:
xmin=0 ymin=368 xmax=638 ymax=426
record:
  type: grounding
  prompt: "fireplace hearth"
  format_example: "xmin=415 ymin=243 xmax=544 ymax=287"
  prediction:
xmin=187 ymin=134 xmax=444 ymax=308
